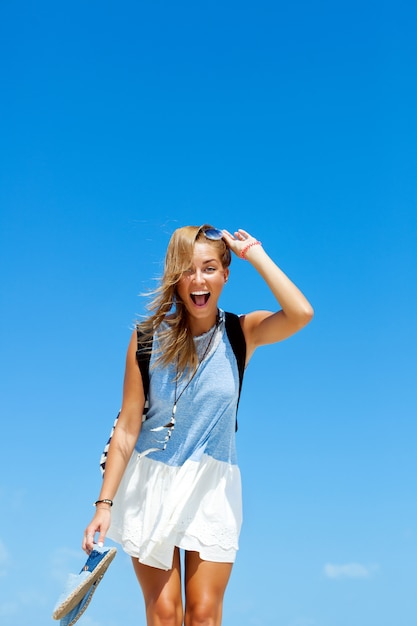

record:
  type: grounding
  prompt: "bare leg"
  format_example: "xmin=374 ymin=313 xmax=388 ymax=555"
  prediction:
xmin=184 ymin=551 xmax=233 ymax=626
xmin=132 ymin=548 xmax=183 ymax=626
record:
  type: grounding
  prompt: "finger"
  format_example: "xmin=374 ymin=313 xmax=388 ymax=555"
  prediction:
xmin=83 ymin=530 xmax=95 ymax=553
xmin=97 ymin=530 xmax=106 ymax=548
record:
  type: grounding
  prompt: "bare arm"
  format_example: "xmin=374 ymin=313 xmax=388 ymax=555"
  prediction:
xmin=82 ymin=329 xmax=145 ymax=552
xmin=222 ymin=228 xmax=314 ymax=363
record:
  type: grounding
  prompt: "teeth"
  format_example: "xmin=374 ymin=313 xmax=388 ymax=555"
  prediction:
xmin=191 ymin=291 xmax=209 ymax=295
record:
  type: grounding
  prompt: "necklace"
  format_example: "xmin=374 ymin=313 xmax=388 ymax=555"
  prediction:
xmin=151 ymin=315 xmax=220 ymax=451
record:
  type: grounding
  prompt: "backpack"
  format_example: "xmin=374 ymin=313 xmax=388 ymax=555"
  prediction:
xmin=99 ymin=312 xmax=246 ymax=475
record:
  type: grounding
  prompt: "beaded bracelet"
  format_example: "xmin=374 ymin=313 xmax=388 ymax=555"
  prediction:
xmin=240 ymin=240 xmax=262 ymax=260
xmin=93 ymin=499 xmax=113 ymax=507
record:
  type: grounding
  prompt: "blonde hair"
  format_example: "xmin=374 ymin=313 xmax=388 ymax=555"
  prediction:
xmin=138 ymin=224 xmax=231 ymax=375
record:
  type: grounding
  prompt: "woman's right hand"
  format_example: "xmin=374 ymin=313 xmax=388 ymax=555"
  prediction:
xmin=82 ymin=507 xmax=112 ymax=554
xmin=81 ymin=328 xmax=146 ymax=554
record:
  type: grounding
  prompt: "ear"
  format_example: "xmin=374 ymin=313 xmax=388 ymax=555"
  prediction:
xmin=223 ymin=268 xmax=230 ymax=283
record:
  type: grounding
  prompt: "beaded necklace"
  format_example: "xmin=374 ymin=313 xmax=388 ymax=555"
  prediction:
xmin=150 ymin=315 xmax=220 ymax=452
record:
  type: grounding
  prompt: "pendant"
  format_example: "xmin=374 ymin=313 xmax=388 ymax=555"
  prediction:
xmin=165 ymin=403 xmax=177 ymax=428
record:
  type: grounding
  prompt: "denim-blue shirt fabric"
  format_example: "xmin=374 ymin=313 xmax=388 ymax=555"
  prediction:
xmin=134 ymin=309 xmax=240 ymax=466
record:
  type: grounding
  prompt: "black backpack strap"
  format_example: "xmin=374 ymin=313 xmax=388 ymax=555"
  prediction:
xmin=225 ymin=311 xmax=247 ymax=430
xmin=136 ymin=327 xmax=152 ymax=401
xmin=100 ymin=329 xmax=152 ymax=476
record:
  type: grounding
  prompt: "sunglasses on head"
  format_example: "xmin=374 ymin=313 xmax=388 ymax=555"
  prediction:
xmin=198 ymin=226 xmax=224 ymax=241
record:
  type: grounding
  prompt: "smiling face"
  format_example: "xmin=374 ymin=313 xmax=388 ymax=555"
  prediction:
xmin=176 ymin=241 xmax=229 ymax=331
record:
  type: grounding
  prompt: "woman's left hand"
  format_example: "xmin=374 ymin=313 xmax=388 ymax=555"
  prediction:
xmin=221 ymin=229 xmax=261 ymax=260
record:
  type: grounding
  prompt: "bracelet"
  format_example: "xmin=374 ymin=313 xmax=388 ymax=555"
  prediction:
xmin=240 ymin=240 xmax=262 ymax=260
xmin=93 ymin=499 xmax=113 ymax=507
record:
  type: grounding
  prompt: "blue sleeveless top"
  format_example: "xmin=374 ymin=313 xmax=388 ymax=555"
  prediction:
xmin=134 ymin=309 xmax=240 ymax=466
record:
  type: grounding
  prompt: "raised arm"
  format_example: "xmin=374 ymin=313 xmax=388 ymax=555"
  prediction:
xmin=222 ymin=228 xmax=314 ymax=363
xmin=82 ymin=329 xmax=145 ymax=552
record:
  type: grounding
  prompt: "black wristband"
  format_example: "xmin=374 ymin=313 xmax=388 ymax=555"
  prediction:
xmin=94 ymin=499 xmax=113 ymax=507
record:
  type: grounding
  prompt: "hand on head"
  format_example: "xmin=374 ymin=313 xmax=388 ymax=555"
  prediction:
xmin=221 ymin=229 xmax=262 ymax=260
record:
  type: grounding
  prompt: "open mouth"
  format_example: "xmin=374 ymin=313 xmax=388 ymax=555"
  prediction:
xmin=190 ymin=291 xmax=210 ymax=306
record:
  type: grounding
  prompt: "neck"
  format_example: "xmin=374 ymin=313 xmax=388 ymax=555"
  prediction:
xmin=189 ymin=311 xmax=219 ymax=337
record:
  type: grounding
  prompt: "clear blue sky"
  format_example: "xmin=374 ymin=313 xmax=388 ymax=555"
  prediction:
xmin=1 ymin=1 xmax=416 ymax=625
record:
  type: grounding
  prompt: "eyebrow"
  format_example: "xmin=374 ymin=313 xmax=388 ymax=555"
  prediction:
xmin=186 ymin=258 xmax=220 ymax=269
xmin=185 ymin=258 xmax=219 ymax=270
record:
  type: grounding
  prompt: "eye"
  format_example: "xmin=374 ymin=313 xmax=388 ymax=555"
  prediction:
xmin=204 ymin=266 xmax=217 ymax=273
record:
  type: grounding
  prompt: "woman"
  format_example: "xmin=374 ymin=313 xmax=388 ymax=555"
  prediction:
xmin=83 ymin=225 xmax=313 ymax=626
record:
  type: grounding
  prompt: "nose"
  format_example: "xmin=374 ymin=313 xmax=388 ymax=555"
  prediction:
xmin=193 ymin=268 xmax=205 ymax=284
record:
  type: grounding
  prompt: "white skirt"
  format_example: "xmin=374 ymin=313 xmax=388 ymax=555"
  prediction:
xmin=107 ymin=452 xmax=242 ymax=570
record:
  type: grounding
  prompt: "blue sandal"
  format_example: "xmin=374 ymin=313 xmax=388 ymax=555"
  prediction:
xmin=52 ymin=545 xmax=117 ymax=626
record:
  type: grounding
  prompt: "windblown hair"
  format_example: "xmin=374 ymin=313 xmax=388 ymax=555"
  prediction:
xmin=137 ymin=224 xmax=231 ymax=376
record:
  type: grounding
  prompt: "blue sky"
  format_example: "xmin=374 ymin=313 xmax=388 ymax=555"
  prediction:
xmin=1 ymin=1 xmax=416 ymax=625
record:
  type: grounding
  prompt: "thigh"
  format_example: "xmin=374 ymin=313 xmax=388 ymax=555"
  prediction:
xmin=132 ymin=548 xmax=183 ymax=626
xmin=184 ymin=552 xmax=233 ymax=626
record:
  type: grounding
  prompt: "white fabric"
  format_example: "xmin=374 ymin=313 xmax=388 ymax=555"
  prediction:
xmin=108 ymin=451 xmax=242 ymax=570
